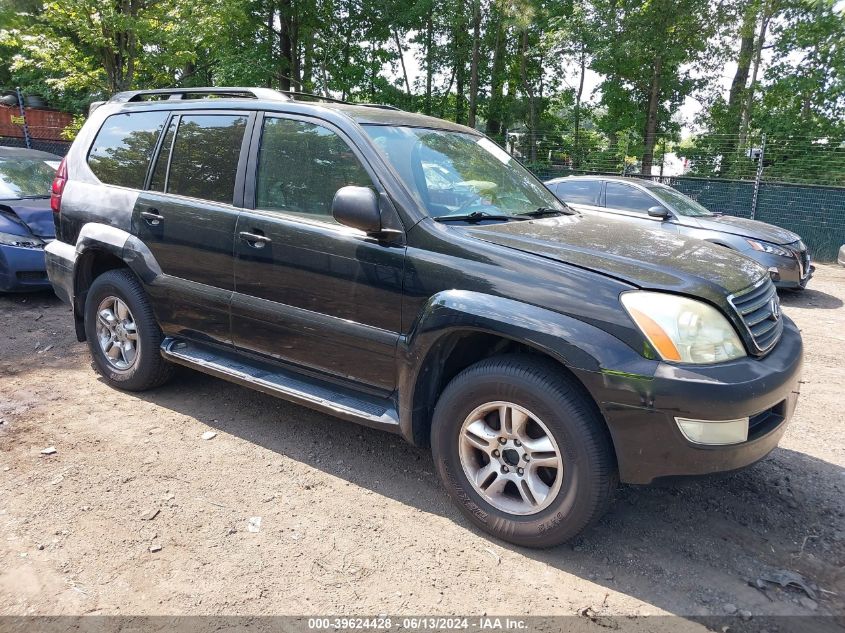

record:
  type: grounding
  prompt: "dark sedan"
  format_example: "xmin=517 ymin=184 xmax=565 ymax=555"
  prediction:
xmin=545 ymin=175 xmax=814 ymax=290
xmin=0 ymin=147 xmax=60 ymax=291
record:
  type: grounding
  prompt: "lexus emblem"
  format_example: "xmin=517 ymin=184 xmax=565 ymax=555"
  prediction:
xmin=770 ymin=297 xmax=781 ymax=321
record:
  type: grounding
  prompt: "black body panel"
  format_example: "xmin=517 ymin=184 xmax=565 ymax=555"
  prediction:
xmin=44 ymin=92 xmax=805 ymax=488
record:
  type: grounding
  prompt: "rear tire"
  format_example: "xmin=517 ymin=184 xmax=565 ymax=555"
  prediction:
xmin=83 ymin=269 xmax=173 ymax=391
xmin=431 ymin=354 xmax=617 ymax=547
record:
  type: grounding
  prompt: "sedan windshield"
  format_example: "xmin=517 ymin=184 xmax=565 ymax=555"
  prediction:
xmin=650 ymin=185 xmax=713 ymax=218
xmin=0 ymin=158 xmax=57 ymax=199
xmin=362 ymin=125 xmax=565 ymax=220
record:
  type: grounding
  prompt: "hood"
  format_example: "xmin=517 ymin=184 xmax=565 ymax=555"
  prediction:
xmin=685 ymin=214 xmax=800 ymax=245
xmin=0 ymin=197 xmax=55 ymax=239
xmin=464 ymin=214 xmax=766 ymax=302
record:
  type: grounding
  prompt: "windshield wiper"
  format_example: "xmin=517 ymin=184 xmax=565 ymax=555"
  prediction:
xmin=517 ymin=206 xmax=576 ymax=218
xmin=18 ymin=195 xmax=50 ymax=200
xmin=434 ymin=211 xmax=527 ymax=223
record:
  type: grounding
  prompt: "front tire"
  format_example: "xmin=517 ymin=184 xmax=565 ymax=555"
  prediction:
xmin=431 ymin=355 xmax=617 ymax=547
xmin=83 ymin=269 xmax=173 ymax=391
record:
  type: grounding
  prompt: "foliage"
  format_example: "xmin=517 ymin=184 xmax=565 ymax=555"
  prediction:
xmin=0 ymin=0 xmax=842 ymax=183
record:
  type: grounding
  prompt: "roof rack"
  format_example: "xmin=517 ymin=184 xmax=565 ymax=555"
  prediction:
xmin=111 ymin=87 xmax=288 ymax=103
xmin=108 ymin=86 xmax=402 ymax=111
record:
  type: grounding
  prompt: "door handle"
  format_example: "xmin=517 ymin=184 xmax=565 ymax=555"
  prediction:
xmin=239 ymin=231 xmax=272 ymax=248
xmin=140 ymin=210 xmax=165 ymax=226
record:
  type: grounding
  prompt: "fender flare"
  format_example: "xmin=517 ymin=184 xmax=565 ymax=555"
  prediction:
xmin=74 ymin=223 xmax=162 ymax=288
xmin=396 ymin=290 xmax=651 ymax=445
xmin=68 ymin=224 xmax=164 ymax=340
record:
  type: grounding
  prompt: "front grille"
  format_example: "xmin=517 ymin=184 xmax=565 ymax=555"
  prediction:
xmin=786 ymin=239 xmax=810 ymax=278
xmin=728 ymin=276 xmax=783 ymax=354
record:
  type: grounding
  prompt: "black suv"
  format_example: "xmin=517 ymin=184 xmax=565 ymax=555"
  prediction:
xmin=45 ymin=87 xmax=803 ymax=547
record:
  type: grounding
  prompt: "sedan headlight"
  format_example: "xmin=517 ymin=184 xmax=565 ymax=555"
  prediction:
xmin=621 ymin=291 xmax=746 ymax=364
xmin=745 ymin=238 xmax=793 ymax=258
xmin=0 ymin=231 xmax=45 ymax=249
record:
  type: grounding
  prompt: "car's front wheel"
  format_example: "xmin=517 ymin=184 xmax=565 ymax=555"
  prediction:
xmin=83 ymin=268 xmax=173 ymax=391
xmin=431 ymin=355 xmax=617 ymax=547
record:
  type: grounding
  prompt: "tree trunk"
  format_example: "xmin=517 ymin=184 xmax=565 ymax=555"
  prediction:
xmin=485 ymin=15 xmax=506 ymax=136
xmin=518 ymin=29 xmax=536 ymax=163
xmin=740 ymin=0 xmax=774 ymax=143
xmin=573 ymin=44 xmax=586 ymax=168
xmin=266 ymin=3 xmax=275 ymax=88
xmin=393 ymin=28 xmax=412 ymax=97
xmin=455 ymin=59 xmax=466 ymax=124
xmin=302 ymin=29 xmax=314 ymax=91
xmin=641 ymin=53 xmax=663 ymax=176
xmin=728 ymin=5 xmax=755 ymax=117
xmin=278 ymin=0 xmax=294 ymax=91
xmin=467 ymin=0 xmax=481 ymax=128
xmin=424 ymin=7 xmax=433 ymax=115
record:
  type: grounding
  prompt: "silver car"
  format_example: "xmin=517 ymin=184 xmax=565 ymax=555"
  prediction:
xmin=545 ymin=176 xmax=814 ymax=290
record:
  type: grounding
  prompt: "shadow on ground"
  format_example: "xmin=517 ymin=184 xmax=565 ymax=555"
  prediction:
xmin=779 ymin=287 xmax=843 ymax=310
xmin=132 ymin=367 xmax=845 ymax=621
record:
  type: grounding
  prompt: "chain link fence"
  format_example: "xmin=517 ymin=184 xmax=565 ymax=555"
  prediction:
xmin=0 ymin=134 xmax=71 ymax=156
xmin=503 ymin=130 xmax=845 ymax=261
xmin=2 ymin=119 xmax=843 ymax=260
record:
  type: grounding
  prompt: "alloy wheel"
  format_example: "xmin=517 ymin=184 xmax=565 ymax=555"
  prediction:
xmin=95 ymin=296 xmax=139 ymax=370
xmin=458 ymin=401 xmax=563 ymax=516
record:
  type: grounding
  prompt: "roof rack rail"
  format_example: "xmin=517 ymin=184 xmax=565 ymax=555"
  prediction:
xmin=356 ymin=103 xmax=402 ymax=111
xmin=110 ymin=87 xmax=289 ymax=103
xmin=108 ymin=86 xmax=403 ymax=112
xmin=277 ymin=91 xmax=401 ymax=111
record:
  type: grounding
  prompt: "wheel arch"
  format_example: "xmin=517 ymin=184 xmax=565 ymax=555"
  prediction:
xmin=70 ymin=223 xmax=162 ymax=341
xmin=398 ymin=291 xmax=634 ymax=451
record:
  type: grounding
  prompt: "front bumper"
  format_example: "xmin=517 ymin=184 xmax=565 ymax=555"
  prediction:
xmin=592 ymin=317 xmax=803 ymax=485
xmin=0 ymin=243 xmax=50 ymax=291
xmin=749 ymin=249 xmax=813 ymax=289
xmin=43 ymin=239 xmax=77 ymax=304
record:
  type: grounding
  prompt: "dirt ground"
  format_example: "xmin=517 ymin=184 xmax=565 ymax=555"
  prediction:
xmin=1 ymin=264 xmax=843 ymax=624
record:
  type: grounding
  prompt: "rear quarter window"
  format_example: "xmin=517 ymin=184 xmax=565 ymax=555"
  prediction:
xmin=87 ymin=111 xmax=169 ymax=189
xmin=552 ymin=179 xmax=601 ymax=205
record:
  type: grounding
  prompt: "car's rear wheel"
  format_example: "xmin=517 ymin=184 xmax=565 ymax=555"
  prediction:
xmin=431 ymin=355 xmax=617 ymax=547
xmin=84 ymin=269 xmax=173 ymax=391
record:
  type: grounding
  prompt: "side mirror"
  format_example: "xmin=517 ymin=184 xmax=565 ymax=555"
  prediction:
xmin=648 ymin=205 xmax=670 ymax=219
xmin=332 ymin=186 xmax=382 ymax=233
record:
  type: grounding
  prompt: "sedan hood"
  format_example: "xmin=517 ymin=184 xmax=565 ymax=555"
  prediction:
xmin=686 ymin=215 xmax=800 ymax=245
xmin=0 ymin=197 xmax=55 ymax=239
xmin=465 ymin=214 xmax=766 ymax=302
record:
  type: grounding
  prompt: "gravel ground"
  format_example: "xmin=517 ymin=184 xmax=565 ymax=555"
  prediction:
xmin=1 ymin=264 xmax=843 ymax=624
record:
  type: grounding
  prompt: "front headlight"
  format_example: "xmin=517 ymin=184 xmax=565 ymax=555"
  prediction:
xmin=621 ymin=291 xmax=746 ymax=364
xmin=745 ymin=238 xmax=793 ymax=258
xmin=0 ymin=231 xmax=44 ymax=249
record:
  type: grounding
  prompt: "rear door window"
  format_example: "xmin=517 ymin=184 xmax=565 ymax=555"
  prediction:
xmin=552 ymin=179 xmax=602 ymax=205
xmin=87 ymin=111 xmax=169 ymax=189
xmin=163 ymin=114 xmax=248 ymax=204
xmin=604 ymin=181 xmax=657 ymax=214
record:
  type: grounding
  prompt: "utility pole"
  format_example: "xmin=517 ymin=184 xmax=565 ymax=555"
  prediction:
xmin=750 ymin=133 xmax=766 ymax=220
xmin=15 ymin=87 xmax=31 ymax=149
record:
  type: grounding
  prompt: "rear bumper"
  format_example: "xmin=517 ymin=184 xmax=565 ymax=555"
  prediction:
xmin=589 ymin=317 xmax=803 ymax=485
xmin=0 ymin=244 xmax=50 ymax=291
xmin=43 ymin=239 xmax=77 ymax=304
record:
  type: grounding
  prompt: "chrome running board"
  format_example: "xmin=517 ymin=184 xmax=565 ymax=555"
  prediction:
xmin=160 ymin=337 xmax=400 ymax=433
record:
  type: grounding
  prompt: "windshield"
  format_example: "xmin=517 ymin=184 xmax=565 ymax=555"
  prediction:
xmin=650 ymin=185 xmax=713 ymax=217
xmin=0 ymin=158 xmax=57 ymax=199
xmin=362 ymin=125 xmax=564 ymax=219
